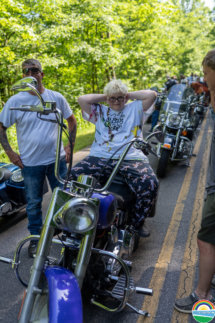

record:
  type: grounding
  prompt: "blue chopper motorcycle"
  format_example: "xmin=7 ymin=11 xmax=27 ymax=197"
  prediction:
xmin=0 ymin=77 xmax=162 ymax=323
xmin=0 ymin=162 xmax=27 ymax=216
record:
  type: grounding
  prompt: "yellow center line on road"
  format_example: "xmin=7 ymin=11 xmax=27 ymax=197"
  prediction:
xmin=171 ymin=124 xmax=212 ymax=322
xmin=136 ymin=114 xmax=209 ymax=323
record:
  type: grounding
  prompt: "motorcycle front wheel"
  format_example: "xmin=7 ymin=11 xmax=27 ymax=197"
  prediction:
xmin=156 ymin=149 xmax=171 ymax=178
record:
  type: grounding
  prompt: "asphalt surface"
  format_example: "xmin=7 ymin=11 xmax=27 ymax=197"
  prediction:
xmin=0 ymin=115 xmax=213 ymax=323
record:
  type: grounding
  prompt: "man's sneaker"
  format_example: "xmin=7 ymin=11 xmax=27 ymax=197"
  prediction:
xmin=147 ymin=130 xmax=152 ymax=134
xmin=174 ymin=292 xmax=214 ymax=314
xmin=28 ymin=240 xmax=38 ymax=258
xmin=138 ymin=223 xmax=150 ymax=238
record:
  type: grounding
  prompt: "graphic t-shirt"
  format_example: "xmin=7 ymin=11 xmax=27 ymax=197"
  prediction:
xmin=82 ymin=100 xmax=154 ymax=160
xmin=0 ymin=89 xmax=72 ymax=166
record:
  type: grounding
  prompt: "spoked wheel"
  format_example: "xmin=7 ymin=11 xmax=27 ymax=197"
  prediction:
xmin=30 ymin=294 xmax=48 ymax=322
xmin=156 ymin=149 xmax=171 ymax=178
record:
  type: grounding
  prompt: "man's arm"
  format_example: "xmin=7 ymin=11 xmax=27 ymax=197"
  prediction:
xmin=78 ymin=94 xmax=106 ymax=114
xmin=64 ymin=114 xmax=77 ymax=163
xmin=127 ymin=90 xmax=157 ymax=111
xmin=0 ymin=123 xmax=24 ymax=168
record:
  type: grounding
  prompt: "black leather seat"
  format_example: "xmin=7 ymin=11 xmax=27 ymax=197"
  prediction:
xmin=108 ymin=174 xmax=136 ymax=212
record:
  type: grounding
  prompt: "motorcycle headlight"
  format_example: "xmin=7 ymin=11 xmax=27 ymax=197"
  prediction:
xmin=159 ymin=114 xmax=167 ymax=123
xmin=197 ymin=106 xmax=202 ymax=112
xmin=53 ymin=198 xmax=98 ymax=233
xmin=169 ymin=113 xmax=181 ymax=127
xmin=11 ymin=170 xmax=24 ymax=183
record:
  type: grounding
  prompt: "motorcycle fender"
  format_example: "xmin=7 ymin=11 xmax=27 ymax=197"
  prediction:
xmin=161 ymin=134 xmax=175 ymax=150
xmin=44 ymin=266 xmax=83 ymax=323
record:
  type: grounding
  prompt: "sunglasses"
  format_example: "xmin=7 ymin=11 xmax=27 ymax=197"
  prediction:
xmin=22 ymin=67 xmax=41 ymax=74
xmin=107 ymin=96 xmax=125 ymax=103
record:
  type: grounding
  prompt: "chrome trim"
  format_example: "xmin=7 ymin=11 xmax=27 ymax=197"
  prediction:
xmin=18 ymin=188 xmax=59 ymax=323
xmin=54 ymin=109 xmax=66 ymax=186
xmin=74 ymin=228 xmax=96 ymax=288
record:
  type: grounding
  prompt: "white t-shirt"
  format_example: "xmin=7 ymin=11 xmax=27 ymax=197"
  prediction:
xmin=0 ymin=89 xmax=72 ymax=166
xmin=82 ymin=100 xmax=154 ymax=160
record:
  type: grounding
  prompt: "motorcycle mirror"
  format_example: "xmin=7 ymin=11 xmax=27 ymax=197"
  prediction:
xmin=11 ymin=77 xmax=45 ymax=107
xmin=11 ymin=77 xmax=38 ymax=92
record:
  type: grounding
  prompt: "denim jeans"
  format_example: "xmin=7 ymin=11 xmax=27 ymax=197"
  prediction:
xmin=22 ymin=158 xmax=68 ymax=235
xmin=150 ymin=110 xmax=160 ymax=131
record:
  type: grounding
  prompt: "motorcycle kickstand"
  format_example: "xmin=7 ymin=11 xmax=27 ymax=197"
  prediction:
xmin=126 ymin=302 xmax=150 ymax=317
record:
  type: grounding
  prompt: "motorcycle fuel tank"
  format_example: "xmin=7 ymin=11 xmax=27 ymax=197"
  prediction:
xmin=92 ymin=192 xmax=117 ymax=229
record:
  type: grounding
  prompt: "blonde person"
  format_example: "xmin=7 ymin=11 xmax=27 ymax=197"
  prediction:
xmin=174 ymin=49 xmax=215 ymax=313
xmin=70 ymin=80 xmax=158 ymax=237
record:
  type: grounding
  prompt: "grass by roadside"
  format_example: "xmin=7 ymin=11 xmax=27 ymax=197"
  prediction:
xmin=63 ymin=124 xmax=95 ymax=153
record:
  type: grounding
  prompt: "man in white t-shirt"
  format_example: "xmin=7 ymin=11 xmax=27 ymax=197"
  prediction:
xmin=0 ymin=59 xmax=77 ymax=257
xmin=70 ymin=79 xmax=159 ymax=238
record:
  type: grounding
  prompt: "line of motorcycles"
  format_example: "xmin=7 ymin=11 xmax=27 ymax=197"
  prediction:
xmin=0 ymin=78 xmax=208 ymax=322
xmin=152 ymin=84 xmax=208 ymax=178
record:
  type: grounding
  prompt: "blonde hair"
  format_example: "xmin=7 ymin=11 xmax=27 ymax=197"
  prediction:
xmin=104 ymin=79 xmax=128 ymax=96
xmin=202 ymin=49 xmax=215 ymax=70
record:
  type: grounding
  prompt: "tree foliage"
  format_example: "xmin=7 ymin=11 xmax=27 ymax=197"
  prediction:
xmin=0 ymin=0 xmax=214 ymax=159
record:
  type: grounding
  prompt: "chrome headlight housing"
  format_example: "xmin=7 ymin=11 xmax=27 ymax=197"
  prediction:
xmin=53 ymin=197 xmax=98 ymax=234
xmin=169 ymin=113 xmax=181 ymax=127
xmin=11 ymin=170 xmax=24 ymax=183
xmin=183 ymin=119 xmax=191 ymax=127
xmin=159 ymin=114 xmax=167 ymax=123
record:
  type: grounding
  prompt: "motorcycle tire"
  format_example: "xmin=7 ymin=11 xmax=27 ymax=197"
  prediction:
xmin=156 ymin=149 xmax=171 ymax=178
xmin=30 ymin=294 xmax=48 ymax=322
xmin=133 ymin=231 xmax=140 ymax=254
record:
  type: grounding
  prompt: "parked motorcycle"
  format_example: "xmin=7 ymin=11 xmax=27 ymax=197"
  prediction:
xmin=0 ymin=162 xmax=27 ymax=217
xmin=192 ymin=92 xmax=208 ymax=125
xmin=154 ymin=84 xmax=195 ymax=178
xmin=0 ymin=77 xmax=163 ymax=323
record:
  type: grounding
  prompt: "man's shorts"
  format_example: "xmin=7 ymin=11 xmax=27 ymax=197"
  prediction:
xmin=198 ymin=192 xmax=215 ymax=245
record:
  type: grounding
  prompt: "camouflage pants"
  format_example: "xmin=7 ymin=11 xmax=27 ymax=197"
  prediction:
xmin=70 ymin=156 xmax=159 ymax=227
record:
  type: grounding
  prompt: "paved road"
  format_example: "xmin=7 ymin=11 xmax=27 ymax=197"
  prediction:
xmin=0 ymin=114 xmax=213 ymax=323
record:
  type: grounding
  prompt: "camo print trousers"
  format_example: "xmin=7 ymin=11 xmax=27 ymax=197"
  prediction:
xmin=70 ymin=156 xmax=159 ymax=228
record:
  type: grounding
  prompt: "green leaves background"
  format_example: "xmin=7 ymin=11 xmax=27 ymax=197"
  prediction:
xmin=0 ymin=0 xmax=214 ymax=160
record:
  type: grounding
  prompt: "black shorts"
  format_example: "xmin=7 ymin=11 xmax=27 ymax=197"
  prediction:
xmin=197 ymin=192 xmax=215 ymax=245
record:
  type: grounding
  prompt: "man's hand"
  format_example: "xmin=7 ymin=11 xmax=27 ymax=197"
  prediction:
xmin=64 ymin=144 xmax=71 ymax=163
xmin=6 ymin=151 xmax=24 ymax=169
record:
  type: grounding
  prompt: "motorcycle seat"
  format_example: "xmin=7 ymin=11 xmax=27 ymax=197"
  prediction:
xmin=108 ymin=174 xmax=136 ymax=212
xmin=0 ymin=167 xmax=12 ymax=184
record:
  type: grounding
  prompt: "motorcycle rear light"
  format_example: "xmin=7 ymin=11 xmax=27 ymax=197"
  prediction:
xmin=163 ymin=144 xmax=171 ymax=149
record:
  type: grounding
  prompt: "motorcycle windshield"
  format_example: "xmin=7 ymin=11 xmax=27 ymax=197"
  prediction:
xmin=161 ymin=84 xmax=194 ymax=114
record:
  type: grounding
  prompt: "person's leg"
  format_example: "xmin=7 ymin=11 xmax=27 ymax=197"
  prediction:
xmin=174 ymin=192 xmax=215 ymax=313
xmin=195 ymin=239 xmax=215 ymax=300
xmin=70 ymin=156 xmax=110 ymax=186
xmin=119 ymin=160 xmax=159 ymax=234
xmin=46 ymin=157 xmax=68 ymax=191
xmin=22 ymin=165 xmax=46 ymax=235
xmin=150 ymin=110 xmax=160 ymax=131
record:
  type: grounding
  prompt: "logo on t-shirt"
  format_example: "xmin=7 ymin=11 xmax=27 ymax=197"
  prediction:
xmin=103 ymin=111 xmax=125 ymax=131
